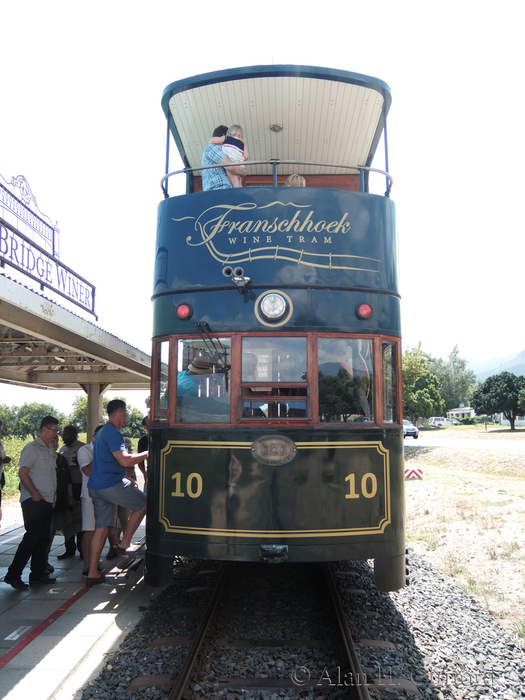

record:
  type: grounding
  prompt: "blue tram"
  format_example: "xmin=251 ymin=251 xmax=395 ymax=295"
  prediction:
xmin=146 ymin=65 xmax=405 ymax=591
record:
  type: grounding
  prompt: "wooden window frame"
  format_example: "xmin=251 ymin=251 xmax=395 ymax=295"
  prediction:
xmin=150 ymin=332 xmax=402 ymax=428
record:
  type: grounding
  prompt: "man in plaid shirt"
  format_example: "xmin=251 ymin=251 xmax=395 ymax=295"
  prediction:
xmin=201 ymin=125 xmax=247 ymax=190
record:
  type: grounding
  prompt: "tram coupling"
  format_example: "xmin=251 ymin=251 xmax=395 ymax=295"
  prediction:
xmin=259 ymin=544 xmax=289 ymax=563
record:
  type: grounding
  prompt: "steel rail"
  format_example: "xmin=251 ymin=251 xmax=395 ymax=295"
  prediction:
xmin=168 ymin=563 xmax=232 ymax=700
xmin=323 ymin=564 xmax=371 ymax=700
xmin=160 ymin=159 xmax=393 ymax=193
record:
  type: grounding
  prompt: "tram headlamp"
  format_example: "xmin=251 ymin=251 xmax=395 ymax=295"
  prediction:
xmin=176 ymin=303 xmax=193 ymax=320
xmin=356 ymin=303 xmax=373 ymax=320
xmin=260 ymin=293 xmax=287 ymax=320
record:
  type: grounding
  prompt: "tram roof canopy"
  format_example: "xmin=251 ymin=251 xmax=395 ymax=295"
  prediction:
xmin=162 ymin=65 xmax=392 ymax=177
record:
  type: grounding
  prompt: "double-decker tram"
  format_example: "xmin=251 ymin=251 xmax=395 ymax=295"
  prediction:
xmin=146 ymin=65 xmax=405 ymax=591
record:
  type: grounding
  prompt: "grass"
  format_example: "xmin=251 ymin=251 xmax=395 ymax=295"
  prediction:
xmin=418 ymin=424 xmax=525 ymax=438
xmin=478 ymin=512 xmax=500 ymax=531
xmin=405 ymin=448 xmax=525 ymax=480
xmin=455 ymin=498 xmax=478 ymax=520
xmin=443 ymin=553 xmax=466 ymax=577
xmin=500 ymin=541 xmax=521 ymax=559
xmin=2 ymin=436 xmax=31 ymax=497
xmin=461 ymin=578 xmax=505 ymax=603
xmin=512 ymin=619 xmax=525 ymax=639
xmin=483 ymin=542 xmax=521 ymax=560
xmin=405 ymin=445 xmax=525 ymax=635
xmin=406 ymin=527 xmax=445 ymax=551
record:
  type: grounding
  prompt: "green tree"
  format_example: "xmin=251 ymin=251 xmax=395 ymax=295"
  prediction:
xmin=518 ymin=388 xmax=525 ymax=418
xmin=428 ymin=346 xmax=477 ymax=411
xmin=402 ymin=347 xmax=434 ymax=419
xmin=0 ymin=404 xmax=16 ymax=435
xmin=120 ymin=406 xmax=145 ymax=438
xmin=11 ymin=403 xmax=65 ymax=439
xmin=405 ymin=371 xmax=445 ymax=424
xmin=69 ymin=395 xmax=110 ymax=432
xmin=471 ymin=372 xmax=525 ymax=430
xmin=69 ymin=395 xmax=89 ymax=432
xmin=99 ymin=397 xmax=145 ymax=438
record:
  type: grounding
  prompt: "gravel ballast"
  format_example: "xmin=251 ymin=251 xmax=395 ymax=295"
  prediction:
xmin=80 ymin=551 xmax=525 ymax=699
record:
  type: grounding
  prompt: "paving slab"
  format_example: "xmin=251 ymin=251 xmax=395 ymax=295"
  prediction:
xmin=0 ymin=520 xmax=160 ymax=700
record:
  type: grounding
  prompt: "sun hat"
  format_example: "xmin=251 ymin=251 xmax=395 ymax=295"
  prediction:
xmin=187 ymin=358 xmax=213 ymax=374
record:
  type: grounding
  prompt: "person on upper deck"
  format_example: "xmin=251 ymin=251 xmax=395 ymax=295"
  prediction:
xmin=284 ymin=174 xmax=306 ymax=187
xmin=201 ymin=125 xmax=247 ymax=191
xmin=210 ymin=124 xmax=249 ymax=188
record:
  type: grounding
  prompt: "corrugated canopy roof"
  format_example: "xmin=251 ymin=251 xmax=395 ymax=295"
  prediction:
xmin=162 ymin=65 xmax=392 ymax=177
xmin=0 ymin=274 xmax=150 ymax=391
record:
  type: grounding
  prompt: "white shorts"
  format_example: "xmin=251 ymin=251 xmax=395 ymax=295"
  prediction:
xmin=81 ymin=496 xmax=96 ymax=531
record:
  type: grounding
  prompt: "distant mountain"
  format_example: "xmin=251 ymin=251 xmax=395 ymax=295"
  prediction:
xmin=471 ymin=350 xmax=525 ymax=383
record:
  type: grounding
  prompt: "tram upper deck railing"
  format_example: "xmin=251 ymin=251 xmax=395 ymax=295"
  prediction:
xmin=160 ymin=159 xmax=393 ymax=199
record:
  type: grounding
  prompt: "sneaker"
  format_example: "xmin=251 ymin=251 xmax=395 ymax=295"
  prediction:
xmin=4 ymin=575 xmax=29 ymax=590
xmin=106 ymin=546 xmax=118 ymax=560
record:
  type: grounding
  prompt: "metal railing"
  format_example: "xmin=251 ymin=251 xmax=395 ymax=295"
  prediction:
xmin=160 ymin=159 xmax=393 ymax=198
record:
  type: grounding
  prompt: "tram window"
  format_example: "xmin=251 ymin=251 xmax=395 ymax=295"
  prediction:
xmin=318 ymin=338 xmax=374 ymax=423
xmin=242 ymin=338 xmax=307 ymax=383
xmin=383 ymin=342 xmax=396 ymax=423
xmin=242 ymin=400 xmax=307 ymax=418
xmin=176 ymin=338 xmax=231 ymax=423
xmin=155 ymin=341 xmax=169 ymax=422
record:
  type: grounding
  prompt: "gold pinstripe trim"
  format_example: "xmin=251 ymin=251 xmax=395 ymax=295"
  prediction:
xmin=158 ymin=439 xmax=391 ymax=537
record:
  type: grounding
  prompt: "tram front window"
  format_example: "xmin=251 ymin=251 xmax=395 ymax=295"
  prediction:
xmin=176 ymin=338 xmax=231 ymax=423
xmin=318 ymin=338 xmax=374 ymax=423
xmin=241 ymin=337 xmax=308 ymax=419
xmin=242 ymin=337 xmax=306 ymax=382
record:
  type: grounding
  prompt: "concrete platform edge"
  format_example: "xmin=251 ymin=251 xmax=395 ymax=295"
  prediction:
xmin=53 ymin=576 xmax=161 ymax=700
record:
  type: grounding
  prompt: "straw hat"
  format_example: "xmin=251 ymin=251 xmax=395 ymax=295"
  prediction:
xmin=187 ymin=358 xmax=213 ymax=374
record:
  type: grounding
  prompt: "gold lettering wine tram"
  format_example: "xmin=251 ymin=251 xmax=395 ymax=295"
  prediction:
xmin=174 ymin=201 xmax=380 ymax=271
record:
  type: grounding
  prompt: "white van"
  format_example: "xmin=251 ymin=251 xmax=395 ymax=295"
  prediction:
xmin=428 ymin=417 xmax=452 ymax=427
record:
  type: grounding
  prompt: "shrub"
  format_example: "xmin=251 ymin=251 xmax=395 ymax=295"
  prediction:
xmin=1 ymin=436 xmax=30 ymax=498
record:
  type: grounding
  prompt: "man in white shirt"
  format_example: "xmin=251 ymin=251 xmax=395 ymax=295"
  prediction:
xmin=3 ymin=416 xmax=59 ymax=589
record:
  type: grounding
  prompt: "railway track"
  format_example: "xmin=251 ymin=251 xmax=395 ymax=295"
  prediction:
xmin=129 ymin=561 xmax=371 ymax=699
xmin=81 ymin=553 xmax=523 ymax=699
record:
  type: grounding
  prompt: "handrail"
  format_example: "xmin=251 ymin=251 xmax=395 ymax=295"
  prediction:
xmin=160 ymin=159 xmax=393 ymax=197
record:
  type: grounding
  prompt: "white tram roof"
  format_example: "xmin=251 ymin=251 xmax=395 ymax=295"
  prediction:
xmin=162 ymin=65 xmax=392 ymax=177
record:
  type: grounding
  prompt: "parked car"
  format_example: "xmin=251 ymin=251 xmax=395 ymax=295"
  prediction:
xmin=428 ymin=417 xmax=456 ymax=427
xmin=403 ymin=419 xmax=419 ymax=439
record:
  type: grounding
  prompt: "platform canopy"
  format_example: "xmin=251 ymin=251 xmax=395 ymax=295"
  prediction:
xmin=0 ymin=274 xmax=150 ymax=432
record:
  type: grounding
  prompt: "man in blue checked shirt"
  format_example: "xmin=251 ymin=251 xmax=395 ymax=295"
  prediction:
xmin=201 ymin=125 xmax=247 ymax=190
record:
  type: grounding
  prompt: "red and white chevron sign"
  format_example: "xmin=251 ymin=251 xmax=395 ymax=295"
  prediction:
xmin=404 ymin=468 xmax=423 ymax=480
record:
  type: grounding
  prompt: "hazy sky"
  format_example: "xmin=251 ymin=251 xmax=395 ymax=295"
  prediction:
xmin=1 ymin=1 xmax=523 ymax=414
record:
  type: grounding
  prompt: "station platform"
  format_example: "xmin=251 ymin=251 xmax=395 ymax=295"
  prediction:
xmin=0 ymin=518 xmax=159 ymax=700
